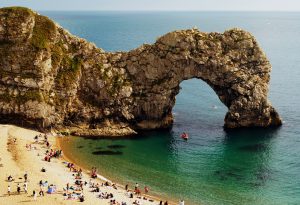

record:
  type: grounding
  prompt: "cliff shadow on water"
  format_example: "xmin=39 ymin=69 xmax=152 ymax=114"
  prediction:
xmin=214 ymin=127 xmax=281 ymax=185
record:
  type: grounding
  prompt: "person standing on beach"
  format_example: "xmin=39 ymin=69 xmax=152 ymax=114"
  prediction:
xmin=179 ymin=199 xmax=185 ymax=205
xmin=135 ymin=183 xmax=139 ymax=191
xmin=24 ymin=182 xmax=28 ymax=194
xmin=33 ymin=190 xmax=37 ymax=200
xmin=39 ymin=187 xmax=44 ymax=196
xmin=17 ymin=183 xmax=21 ymax=194
xmin=24 ymin=171 xmax=28 ymax=182
xmin=125 ymin=184 xmax=128 ymax=191
xmin=144 ymin=186 xmax=149 ymax=194
xmin=7 ymin=185 xmax=11 ymax=196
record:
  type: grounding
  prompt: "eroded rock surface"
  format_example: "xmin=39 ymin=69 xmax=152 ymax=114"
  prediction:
xmin=0 ymin=7 xmax=282 ymax=136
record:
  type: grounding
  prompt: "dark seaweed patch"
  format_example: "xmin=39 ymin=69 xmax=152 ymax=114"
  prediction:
xmin=92 ymin=150 xmax=123 ymax=155
xmin=214 ymin=169 xmax=243 ymax=181
xmin=255 ymin=168 xmax=272 ymax=182
xmin=239 ymin=144 xmax=267 ymax=152
xmin=248 ymin=181 xmax=264 ymax=187
xmin=77 ymin=146 xmax=84 ymax=149
xmin=107 ymin=145 xmax=126 ymax=149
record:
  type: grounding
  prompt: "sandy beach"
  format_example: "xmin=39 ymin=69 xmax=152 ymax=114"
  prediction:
xmin=0 ymin=125 xmax=174 ymax=205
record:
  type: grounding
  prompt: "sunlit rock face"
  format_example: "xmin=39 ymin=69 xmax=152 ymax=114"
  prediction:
xmin=0 ymin=7 xmax=281 ymax=136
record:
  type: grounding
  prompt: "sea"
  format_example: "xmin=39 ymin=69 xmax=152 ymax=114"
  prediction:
xmin=42 ymin=11 xmax=300 ymax=205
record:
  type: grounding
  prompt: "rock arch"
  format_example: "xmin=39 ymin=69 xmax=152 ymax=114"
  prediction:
xmin=0 ymin=7 xmax=281 ymax=136
xmin=123 ymin=29 xmax=282 ymax=130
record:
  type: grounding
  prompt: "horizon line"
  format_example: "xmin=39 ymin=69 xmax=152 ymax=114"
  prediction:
xmin=2 ymin=6 xmax=300 ymax=12
xmin=36 ymin=9 xmax=300 ymax=12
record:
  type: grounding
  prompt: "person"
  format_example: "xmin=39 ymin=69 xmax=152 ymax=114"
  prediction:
xmin=33 ymin=190 xmax=37 ymax=200
xmin=34 ymin=135 xmax=38 ymax=142
xmin=17 ymin=183 xmax=21 ymax=194
xmin=112 ymin=183 xmax=117 ymax=190
xmin=7 ymin=185 xmax=11 ymax=196
xmin=79 ymin=194 xmax=85 ymax=202
xmin=39 ymin=180 xmax=43 ymax=187
xmin=159 ymin=201 xmax=163 ymax=205
xmin=24 ymin=182 xmax=28 ymax=194
xmin=24 ymin=171 xmax=28 ymax=182
xmin=125 ymin=184 xmax=128 ymax=191
xmin=181 ymin=132 xmax=188 ymax=140
xmin=39 ymin=187 xmax=44 ymax=196
xmin=7 ymin=175 xmax=13 ymax=182
xmin=135 ymin=188 xmax=141 ymax=195
xmin=179 ymin=199 xmax=185 ymax=205
xmin=135 ymin=183 xmax=139 ymax=191
xmin=164 ymin=201 xmax=168 ymax=205
xmin=144 ymin=186 xmax=149 ymax=193
xmin=91 ymin=167 xmax=97 ymax=178
xmin=80 ymin=182 xmax=84 ymax=192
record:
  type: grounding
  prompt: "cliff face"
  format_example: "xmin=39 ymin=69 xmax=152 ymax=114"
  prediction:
xmin=0 ymin=7 xmax=282 ymax=136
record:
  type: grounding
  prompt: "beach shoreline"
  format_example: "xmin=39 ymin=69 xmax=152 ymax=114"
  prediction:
xmin=56 ymin=136 xmax=178 ymax=205
xmin=0 ymin=124 xmax=178 ymax=205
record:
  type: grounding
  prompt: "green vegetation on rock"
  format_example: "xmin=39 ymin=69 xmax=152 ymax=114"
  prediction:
xmin=0 ymin=90 xmax=42 ymax=104
xmin=1 ymin=6 xmax=34 ymax=17
xmin=51 ymin=42 xmax=64 ymax=69
xmin=31 ymin=15 xmax=56 ymax=49
xmin=55 ymin=56 xmax=82 ymax=88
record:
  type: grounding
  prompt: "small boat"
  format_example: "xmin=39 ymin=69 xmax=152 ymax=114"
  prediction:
xmin=181 ymin=132 xmax=189 ymax=140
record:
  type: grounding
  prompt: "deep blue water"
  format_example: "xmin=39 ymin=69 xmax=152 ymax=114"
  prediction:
xmin=44 ymin=11 xmax=300 ymax=204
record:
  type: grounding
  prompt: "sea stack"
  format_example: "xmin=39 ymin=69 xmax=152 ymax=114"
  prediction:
xmin=0 ymin=7 xmax=282 ymax=136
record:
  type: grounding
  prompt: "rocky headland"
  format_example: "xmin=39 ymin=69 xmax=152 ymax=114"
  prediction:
xmin=0 ymin=7 xmax=282 ymax=136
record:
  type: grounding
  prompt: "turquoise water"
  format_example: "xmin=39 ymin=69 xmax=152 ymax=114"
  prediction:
xmin=45 ymin=11 xmax=300 ymax=204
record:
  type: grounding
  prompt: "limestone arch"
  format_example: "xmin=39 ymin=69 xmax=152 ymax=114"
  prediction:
xmin=123 ymin=29 xmax=282 ymax=129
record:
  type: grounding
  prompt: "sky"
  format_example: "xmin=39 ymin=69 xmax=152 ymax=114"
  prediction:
xmin=1 ymin=0 xmax=300 ymax=11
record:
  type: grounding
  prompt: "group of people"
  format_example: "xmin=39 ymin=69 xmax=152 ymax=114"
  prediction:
xmin=34 ymin=134 xmax=48 ymax=144
xmin=7 ymin=172 xmax=28 ymax=196
xmin=44 ymin=148 xmax=63 ymax=162
xmin=6 ymin=171 xmax=57 ymax=201
xmin=7 ymin=182 xmax=27 ymax=196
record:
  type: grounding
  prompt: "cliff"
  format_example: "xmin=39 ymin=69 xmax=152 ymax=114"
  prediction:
xmin=0 ymin=7 xmax=282 ymax=136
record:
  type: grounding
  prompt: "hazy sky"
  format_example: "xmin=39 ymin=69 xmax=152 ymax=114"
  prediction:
xmin=1 ymin=0 xmax=300 ymax=11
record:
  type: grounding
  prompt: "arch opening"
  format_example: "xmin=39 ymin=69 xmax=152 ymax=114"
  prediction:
xmin=172 ymin=78 xmax=227 ymax=130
